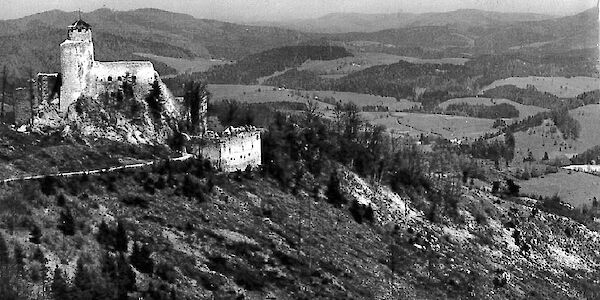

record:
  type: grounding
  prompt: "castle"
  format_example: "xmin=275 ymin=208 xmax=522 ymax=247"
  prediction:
xmin=15 ymin=19 xmax=159 ymax=124
xmin=14 ymin=18 xmax=262 ymax=173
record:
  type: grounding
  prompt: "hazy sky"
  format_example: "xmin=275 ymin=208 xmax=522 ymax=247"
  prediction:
xmin=0 ymin=0 xmax=597 ymax=21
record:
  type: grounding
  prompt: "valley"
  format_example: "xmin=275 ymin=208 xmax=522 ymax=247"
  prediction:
xmin=0 ymin=4 xmax=599 ymax=300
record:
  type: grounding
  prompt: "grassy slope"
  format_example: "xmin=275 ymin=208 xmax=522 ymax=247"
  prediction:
xmin=509 ymin=104 xmax=600 ymax=164
xmin=298 ymin=52 xmax=469 ymax=76
xmin=207 ymin=84 xmax=419 ymax=111
xmin=519 ymin=169 xmax=600 ymax=207
xmin=480 ymin=77 xmax=600 ymax=98
xmin=438 ymin=97 xmax=548 ymax=119
xmin=133 ymin=53 xmax=232 ymax=77
xmin=364 ymin=112 xmax=494 ymax=140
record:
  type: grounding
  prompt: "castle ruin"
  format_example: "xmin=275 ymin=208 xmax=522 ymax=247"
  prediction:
xmin=13 ymin=18 xmax=262 ymax=172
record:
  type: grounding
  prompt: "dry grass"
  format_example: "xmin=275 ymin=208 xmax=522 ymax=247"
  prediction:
xmin=134 ymin=53 xmax=231 ymax=77
xmin=518 ymin=169 xmax=600 ymax=207
xmin=363 ymin=112 xmax=495 ymax=140
xmin=480 ymin=76 xmax=600 ymax=98
xmin=207 ymin=84 xmax=419 ymax=111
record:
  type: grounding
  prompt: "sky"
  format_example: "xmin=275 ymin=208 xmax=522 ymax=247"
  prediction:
xmin=0 ymin=0 xmax=597 ymax=21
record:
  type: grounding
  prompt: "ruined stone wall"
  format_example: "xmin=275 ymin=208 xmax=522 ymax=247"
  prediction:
xmin=36 ymin=73 xmax=60 ymax=106
xmin=90 ymin=61 xmax=157 ymax=100
xmin=14 ymin=88 xmax=31 ymax=126
xmin=200 ymin=130 xmax=262 ymax=172
xmin=60 ymin=40 xmax=94 ymax=111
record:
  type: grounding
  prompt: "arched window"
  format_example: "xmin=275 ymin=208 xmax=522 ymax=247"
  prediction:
xmin=132 ymin=76 xmax=137 ymax=83
xmin=117 ymin=76 xmax=122 ymax=81
xmin=108 ymin=76 xmax=112 ymax=81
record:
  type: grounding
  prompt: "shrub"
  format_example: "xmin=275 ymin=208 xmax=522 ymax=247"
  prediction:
xmin=325 ymin=173 xmax=346 ymax=207
xmin=120 ymin=194 xmax=150 ymax=209
xmin=29 ymin=224 xmax=42 ymax=244
xmin=349 ymin=200 xmax=375 ymax=224
xmin=57 ymin=208 xmax=75 ymax=236
xmin=131 ymin=243 xmax=153 ymax=274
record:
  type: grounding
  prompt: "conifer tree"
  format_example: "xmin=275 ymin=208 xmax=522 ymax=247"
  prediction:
xmin=58 ymin=208 xmax=76 ymax=236
xmin=51 ymin=267 xmax=69 ymax=300
xmin=73 ymin=257 xmax=93 ymax=299
xmin=325 ymin=172 xmax=345 ymax=207
xmin=13 ymin=244 xmax=25 ymax=266
xmin=30 ymin=224 xmax=42 ymax=244
xmin=131 ymin=243 xmax=153 ymax=274
xmin=0 ymin=233 xmax=9 ymax=265
xmin=115 ymin=221 xmax=128 ymax=252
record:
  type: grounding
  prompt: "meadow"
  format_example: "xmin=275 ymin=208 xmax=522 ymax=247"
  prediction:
xmin=363 ymin=112 xmax=495 ymax=140
xmin=480 ymin=76 xmax=600 ymax=98
xmin=519 ymin=169 xmax=600 ymax=208
xmin=298 ymin=52 xmax=469 ymax=76
xmin=207 ymin=84 xmax=419 ymax=111
xmin=134 ymin=53 xmax=232 ymax=77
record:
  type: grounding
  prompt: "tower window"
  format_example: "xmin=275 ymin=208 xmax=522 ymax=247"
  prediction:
xmin=108 ymin=76 xmax=112 ymax=81
xmin=132 ymin=76 xmax=137 ymax=83
xmin=117 ymin=76 xmax=122 ymax=81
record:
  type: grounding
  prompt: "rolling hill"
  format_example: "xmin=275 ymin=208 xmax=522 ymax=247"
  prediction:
xmin=0 ymin=8 xmax=318 ymax=79
xmin=256 ymin=9 xmax=554 ymax=33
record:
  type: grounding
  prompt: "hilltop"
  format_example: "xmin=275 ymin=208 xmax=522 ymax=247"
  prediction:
xmin=253 ymin=9 xmax=554 ymax=33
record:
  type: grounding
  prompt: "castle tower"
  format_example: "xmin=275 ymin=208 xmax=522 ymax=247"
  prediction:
xmin=59 ymin=19 xmax=94 ymax=111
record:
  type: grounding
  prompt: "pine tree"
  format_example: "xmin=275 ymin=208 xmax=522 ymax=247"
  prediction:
xmin=30 ymin=224 xmax=42 ymax=244
xmin=58 ymin=208 xmax=76 ymax=236
xmin=131 ymin=243 xmax=153 ymax=274
xmin=325 ymin=172 xmax=345 ymax=207
xmin=116 ymin=253 xmax=136 ymax=297
xmin=51 ymin=267 xmax=69 ymax=300
xmin=115 ymin=221 xmax=128 ymax=252
xmin=73 ymin=257 xmax=93 ymax=299
xmin=97 ymin=220 xmax=114 ymax=248
xmin=0 ymin=233 xmax=9 ymax=265
xmin=13 ymin=244 xmax=25 ymax=266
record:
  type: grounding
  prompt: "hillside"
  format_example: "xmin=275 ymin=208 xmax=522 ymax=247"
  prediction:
xmin=438 ymin=97 xmax=548 ymax=119
xmin=1 ymin=108 xmax=600 ymax=299
xmin=257 ymin=9 xmax=553 ymax=33
xmin=0 ymin=8 xmax=318 ymax=79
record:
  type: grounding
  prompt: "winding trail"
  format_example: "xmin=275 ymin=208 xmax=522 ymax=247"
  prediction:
xmin=1 ymin=153 xmax=194 ymax=185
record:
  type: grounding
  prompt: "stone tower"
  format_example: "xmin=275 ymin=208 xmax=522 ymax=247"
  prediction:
xmin=59 ymin=19 xmax=94 ymax=111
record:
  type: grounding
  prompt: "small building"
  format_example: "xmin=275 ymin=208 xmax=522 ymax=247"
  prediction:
xmin=199 ymin=126 xmax=262 ymax=172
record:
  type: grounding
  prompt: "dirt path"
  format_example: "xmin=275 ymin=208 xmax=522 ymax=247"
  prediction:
xmin=1 ymin=153 xmax=194 ymax=184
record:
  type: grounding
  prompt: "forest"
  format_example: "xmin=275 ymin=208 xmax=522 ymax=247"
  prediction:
xmin=443 ymin=103 xmax=519 ymax=119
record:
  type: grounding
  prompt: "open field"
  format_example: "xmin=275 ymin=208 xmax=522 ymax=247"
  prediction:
xmin=519 ymin=169 xmax=600 ymax=208
xmin=362 ymin=112 xmax=495 ymax=140
xmin=207 ymin=84 xmax=419 ymax=111
xmin=569 ymin=104 xmax=600 ymax=154
xmin=439 ymin=97 xmax=548 ymax=119
xmin=480 ymin=76 xmax=600 ymax=98
xmin=134 ymin=53 xmax=232 ymax=76
xmin=298 ymin=52 xmax=469 ymax=76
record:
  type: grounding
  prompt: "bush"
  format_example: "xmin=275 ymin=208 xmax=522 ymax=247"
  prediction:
xmin=325 ymin=173 xmax=346 ymax=207
xmin=349 ymin=200 xmax=375 ymax=224
xmin=29 ymin=224 xmax=42 ymax=244
xmin=57 ymin=208 xmax=75 ymax=236
xmin=121 ymin=194 xmax=150 ymax=209
xmin=131 ymin=243 xmax=153 ymax=274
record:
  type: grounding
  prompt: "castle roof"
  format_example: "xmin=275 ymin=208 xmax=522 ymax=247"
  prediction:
xmin=68 ymin=19 xmax=91 ymax=30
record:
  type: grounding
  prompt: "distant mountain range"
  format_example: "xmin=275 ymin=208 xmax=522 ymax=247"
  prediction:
xmin=252 ymin=9 xmax=556 ymax=33
xmin=0 ymin=7 xmax=596 ymax=80
xmin=0 ymin=8 xmax=316 ymax=78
